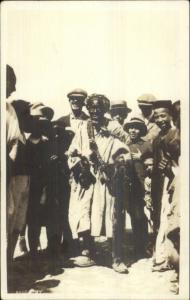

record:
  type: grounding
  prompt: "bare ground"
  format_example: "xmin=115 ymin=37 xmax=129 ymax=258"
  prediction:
xmin=7 ymin=228 xmax=179 ymax=299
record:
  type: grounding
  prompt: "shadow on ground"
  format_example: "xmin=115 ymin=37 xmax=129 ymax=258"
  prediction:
xmin=8 ymin=230 xmax=151 ymax=293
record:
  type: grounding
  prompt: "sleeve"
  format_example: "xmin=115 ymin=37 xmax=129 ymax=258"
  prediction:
xmin=108 ymin=120 xmax=130 ymax=144
xmin=6 ymin=103 xmax=22 ymax=161
xmin=110 ymin=138 xmax=131 ymax=163
xmin=143 ymin=123 xmax=160 ymax=143
xmin=67 ymin=122 xmax=92 ymax=169
xmin=142 ymin=141 xmax=153 ymax=161
xmin=165 ymin=129 xmax=180 ymax=163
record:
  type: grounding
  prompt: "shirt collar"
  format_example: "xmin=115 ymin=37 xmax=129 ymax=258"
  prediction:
xmin=70 ymin=111 xmax=86 ymax=120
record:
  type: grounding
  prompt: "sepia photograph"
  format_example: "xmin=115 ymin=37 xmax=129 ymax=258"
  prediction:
xmin=1 ymin=0 xmax=189 ymax=299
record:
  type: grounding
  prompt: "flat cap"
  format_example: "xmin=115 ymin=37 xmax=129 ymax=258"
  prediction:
xmin=67 ymin=88 xmax=87 ymax=99
xmin=153 ymin=100 xmax=172 ymax=111
xmin=110 ymin=100 xmax=132 ymax=112
xmin=137 ymin=93 xmax=157 ymax=106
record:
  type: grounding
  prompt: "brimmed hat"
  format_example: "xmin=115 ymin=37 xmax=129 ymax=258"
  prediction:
xmin=110 ymin=100 xmax=132 ymax=113
xmin=67 ymin=88 xmax=87 ymax=100
xmin=30 ymin=102 xmax=54 ymax=120
xmin=172 ymin=100 xmax=180 ymax=108
xmin=153 ymin=100 xmax=172 ymax=111
xmin=137 ymin=94 xmax=157 ymax=107
xmin=124 ymin=117 xmax=147 ymax=136
xmin=86 ymin=93 xmax=110 ymax=113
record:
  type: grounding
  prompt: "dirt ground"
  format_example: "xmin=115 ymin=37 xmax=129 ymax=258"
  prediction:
xmin=7 ymin=227 xmax=180 ymax=299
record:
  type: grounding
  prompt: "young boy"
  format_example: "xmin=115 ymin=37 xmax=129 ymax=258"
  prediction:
xmin=124 ymin=117 xmax=153 ymax=260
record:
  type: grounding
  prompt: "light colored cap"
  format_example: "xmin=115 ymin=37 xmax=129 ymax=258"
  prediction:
xmin=137 ymin=93 xmax=157 ymax=106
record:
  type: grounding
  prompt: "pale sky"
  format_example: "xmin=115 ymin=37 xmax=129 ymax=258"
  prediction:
xmin=2 ymin=0 xmax=189 ymax=119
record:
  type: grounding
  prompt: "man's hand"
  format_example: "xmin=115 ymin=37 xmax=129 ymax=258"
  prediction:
xmin=131 ymin=148 xmax=141 ymax=160
xmin=50 ymin=154 xmax=58 ymax=162
xmin=158 ymin=157 xmax=168 ymax=171
xmin=144 ymin=196 xmax=152 ymax=209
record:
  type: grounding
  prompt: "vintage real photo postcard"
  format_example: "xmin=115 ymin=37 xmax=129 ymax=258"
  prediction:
xmin=1 ymin=0 xmax=189 ymax=299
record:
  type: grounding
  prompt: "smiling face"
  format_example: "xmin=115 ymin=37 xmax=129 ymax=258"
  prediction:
xmin=154 ymin=108 xmax=172 ymax=132
xmin=69 ymin=97 xmax=84 ymax=113
xmin=128 ymin=125 xmax=141 ymax=142
xmin=87 ymin=99 xmax=105 ymax=125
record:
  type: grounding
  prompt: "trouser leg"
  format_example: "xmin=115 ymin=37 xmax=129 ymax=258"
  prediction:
xmin=27 ymin=200 xmax=41 ymax=255
xmin=79 ymin=230 xmax=95 ymax=258
xmin=112 ymin=207 xmax=126 ymax=263
xmin=7 ymin=230 xmax=19 ymax=264
xmin=28 ymin=221 xmax=41 ymax=255
xmin=62 ymin=207 xmax=74 ymax=257
xmin=130 ymin=206 xmax=148 ymax=260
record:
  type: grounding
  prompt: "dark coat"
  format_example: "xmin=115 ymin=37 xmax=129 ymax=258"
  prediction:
xmin=127 ymin=139 xmax=152 ymax=257
xmin=56 ymin=112 xmax=89 ymax=128
xmin=56 ymin=112 xmax=89 ymax=150
xmin=128 ymin=139 xmax=153 ymax=198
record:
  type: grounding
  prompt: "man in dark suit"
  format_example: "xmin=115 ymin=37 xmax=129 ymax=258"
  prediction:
xmin=56 ymin=88 xmax=89 ymax=133
xmin=55 ymin=89 xmax=89 ymax=258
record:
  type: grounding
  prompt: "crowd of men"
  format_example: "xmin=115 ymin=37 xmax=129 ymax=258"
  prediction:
xmin=6 ymin=65 xmax=180 ymax=290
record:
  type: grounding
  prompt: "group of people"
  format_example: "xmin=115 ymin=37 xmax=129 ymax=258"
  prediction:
xmin=6 ymin=65 xmax=180 ymax=285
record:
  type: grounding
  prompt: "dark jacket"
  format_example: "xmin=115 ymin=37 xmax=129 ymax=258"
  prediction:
xmin=151 ymin=127 xmax=180 ymax=231
xmin=56 ymin=112 xmax=89 ymax=128
xmin=128 ymin=139 xmax=153 ymax=196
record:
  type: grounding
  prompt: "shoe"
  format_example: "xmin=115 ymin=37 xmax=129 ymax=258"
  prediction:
xmin=73 ymin=256 xmax=96 ymax=267
xmin=112 ymin=262 xmax=129 ymax=274
xmin=170 ymin=283 xmax=179 ymax=295
xmin=152 ymin=261 xmax=172 ymax=272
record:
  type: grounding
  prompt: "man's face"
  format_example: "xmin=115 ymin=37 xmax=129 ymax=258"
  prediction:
xmin=69 ymin=97 xmax=83 ymax=112
xmin=154 ymin=108 xmax=171 ymax=131
xmin=6 ymin=75 xmax=16 ymax=98
xmin=139 ymin=105 xmax=152 ymax=118
xmin=111 ymin=109 xmax=127 ymax=125
xmin=88 ymin=99 xmax=104 ymax=124
xmin=128 ymin=126 xmax=141 ymax=141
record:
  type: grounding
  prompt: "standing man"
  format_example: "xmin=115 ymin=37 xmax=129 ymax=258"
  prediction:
xmin=56 ymin=88 xmax=89 ymax=133
xmin=6 ymin=65 xmax=24 ymax=182
xmin=68 ymin=94 xmax=130 ymax=273
xmin=108 ymin=100 xmax=132 ymax=144
xmin=151 ymin=100 xmax=180 ymax=271
xmin=137 ymin=93 xmax=160 ymax=142
xmin=26 ymin=104 xmax=54 ymax=266
xmin=56 ymin=88 xmax=88 ymax=257
xmin=6 ymin=65 xmax=27 ymax=266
